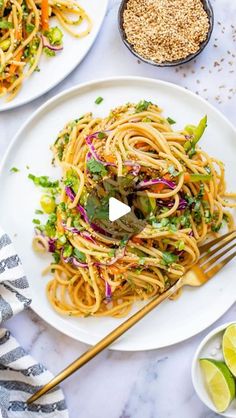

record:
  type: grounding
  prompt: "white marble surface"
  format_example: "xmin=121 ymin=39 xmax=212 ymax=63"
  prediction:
xmin=1 ymin=0 xmax=236 ymax=416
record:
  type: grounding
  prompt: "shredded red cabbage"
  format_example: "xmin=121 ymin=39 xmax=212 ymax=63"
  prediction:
xmin=85 ymin=133 xmax=116 ymax=167
xmin=41 ymin=35 xmax=63 ymax=51
xmin=94 ymin=247 xmax=126 ymax=267
xmin=124 ymin=161 xmax=141 ymax=175
xmin=136 ymin=178 xmax=176 ymax=190
xmin=62 ymin=223 xmax=96 ymax=243
xmin=65 ymin=186 xmax=111 ymax=236
xmin=48 ymin=238 xmax=56 ymax=253
xmin=156 ymin=197 xmax=187 ymax=210
xmin=105 ymin=281 xmax=112 ymax=299
xmin=63 ymin=254 xmax=88 ymax=268
xmin=34 ymin=228 xmax=56 ymax=253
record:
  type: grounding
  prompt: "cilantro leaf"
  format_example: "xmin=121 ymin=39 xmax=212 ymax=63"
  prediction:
xmin=167 ymin=117 xmax=176 ymax=125
xmin=135 ymin=100 xmax=152 ymax=113
xmin=87 ymin=158 xmax=107 ymax=177
xmin=74 ymin=248 xmax=86 ymax=262
xmin=162 ymin=251 xmax=178 ymax=266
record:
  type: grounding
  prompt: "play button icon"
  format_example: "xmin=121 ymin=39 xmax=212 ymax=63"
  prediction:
xmin=85 ymin=175 xmax=149 ymax=239
xmin=109 ymin=197 xmax=131 ymax=222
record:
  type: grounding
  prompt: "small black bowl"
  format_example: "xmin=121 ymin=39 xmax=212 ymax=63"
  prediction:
xmin=118 ymin=0 xmax=214 ymax=67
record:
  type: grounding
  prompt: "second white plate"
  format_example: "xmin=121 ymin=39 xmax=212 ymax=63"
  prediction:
xmin=0 ymin=77 xmax=236 ymax=350
xmin=0 ymin=0 xmax=108 ymax=111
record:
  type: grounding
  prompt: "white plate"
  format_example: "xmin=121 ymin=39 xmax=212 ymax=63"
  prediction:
xmin=0 ymin=77 xmax=236 ymax=351
xmin=0 ymin=0 xmax=108 ymax=111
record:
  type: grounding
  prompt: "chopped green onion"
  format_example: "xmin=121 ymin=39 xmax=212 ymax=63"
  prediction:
xmin=184 ymin=115 xmax=207 ymax=157
xmin=43 ymin=47 xmax=56 ymax=57
xmin=33 ymin=219 xmax=41 ymax=225
xmin=0 ymin=39 xmax=11 ymax=51
xmin=74 ymin=248 xmax=86 ymax=262
xmin=0 ymin=21 xmax=13 ymax=29
xmin=28 ymin=173 xmax=59 ymax=188
xmin=40 ymin=195 xmax=56 ymax=214
xmin=167 ymin=117 xmax=176 ymax=125
xmin=46 ymin=26 xmax=63 ymax=45
xmin=52 ymin=251 xmax=60 ymax=263
xmin=26 ymin=23 xmax=35 ymax=33
xmin=35 ymin=209 xmax=44 ymax=215
xmin=162 ymin=251 xmax=178 ymax=266
xmin=189 ymin=173 xmax=212 ymax=183
xmin=135 ymin=100 xmax=151 ymax=113
xmin=97 ymin=132 xmax=106 ymax=139
xmin=63 ymin=244 xmax=73 ymax=258
xmin=95 ymin=96 xmax=104 ymax=105
xmin=10 ymin=167 xmax=19 ymax=173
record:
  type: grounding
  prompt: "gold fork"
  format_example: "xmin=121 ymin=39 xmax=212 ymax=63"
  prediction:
xmin=27 ymin=229 xmax=236 ymax=404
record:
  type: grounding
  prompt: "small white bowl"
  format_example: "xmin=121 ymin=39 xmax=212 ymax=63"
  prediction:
xmin=192 ymin=322 xmax=236 ymax=417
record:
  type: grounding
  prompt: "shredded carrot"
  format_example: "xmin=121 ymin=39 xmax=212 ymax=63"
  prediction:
xmin=41 ymin=0 xmax=49 ymax=31
xmin=203 ymin=192 xmax=208 ymax=201
xmin=9 ymin=50 xmax=23 ymax=75
xmin=106 ymin=154 xmax=116 ymax=163
xmin=184 ymin=173 xmax=191 ymax=182
xmin=152 ymin=184 xmax=165 ymax=193
xmin=131 ymin=237 xmax=142 ymax=244
xmin=152 ymin=173 xmax=172 ymax=193
xmin=136 ymin=142 xmax=146 ymax=148
xmin=15 ymin=27 xmax=22 ymax=41
xmin=109 ymin=266 xmax=122 ymax=275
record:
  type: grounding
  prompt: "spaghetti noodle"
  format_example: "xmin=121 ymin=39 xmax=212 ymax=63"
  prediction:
xmin=0 ymin=0 xmax=91 ymax=100
xmin=32 ymin=101 xmax=236 ymax=318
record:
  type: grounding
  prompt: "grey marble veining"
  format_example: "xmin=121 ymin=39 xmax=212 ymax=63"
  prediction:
xmin=1 ymin=0 xmax=236 ymax=417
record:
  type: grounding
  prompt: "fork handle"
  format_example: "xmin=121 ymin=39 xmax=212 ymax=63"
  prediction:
xmin=27 ymin=278 xmax=183 ymax=404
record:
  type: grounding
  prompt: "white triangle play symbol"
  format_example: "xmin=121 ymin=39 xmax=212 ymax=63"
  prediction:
xmin=109 ymin=197 xmax=131 ymax=222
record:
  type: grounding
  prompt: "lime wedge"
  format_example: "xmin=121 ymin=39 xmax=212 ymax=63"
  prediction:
xmin=223 ymin=324 xmax=236 ymax=377
xmin=200 ymin=358 xmax=235 ymax=412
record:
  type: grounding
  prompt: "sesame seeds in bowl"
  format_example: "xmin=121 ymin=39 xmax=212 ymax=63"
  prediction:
xmin=118 ymin=0 xmax=214 ymax=67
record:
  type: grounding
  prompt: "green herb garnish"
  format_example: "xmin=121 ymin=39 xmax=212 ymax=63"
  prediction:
xmin=0 ymin=21 xmax=13 ymax=29
xmin=28 ymin=173 xmax=59 ymax=188
xmin=35 ymin=209 xmax=44 ymax=215
xmin=184 ymin=115 xmax=207 ymax=158
xmin=167 ymin=117 xmax=176 ymax=125
xmin=46 ymin=26 xmax=63 ymax=45
xmin=74 ymin=248 xmax=86 ymax=262
xmin=10 ymin=167 xmax=19 ymax=173
xmin=43 ymin=47 xmax=56 ymax=57
xmin=97 ymin=132 xmax=107 ymax=139
xmin=95 ymin=96 xmax=103 ymax=105
xmin=87 ymin=158 xmax=107 ymax=177
xmin=135 ymin=100 xmax=151 ymax=113
xmin=26 ymin=23 xmax=35 ymax=33
xmin=162 ymin=251 xmax=178 ymax=266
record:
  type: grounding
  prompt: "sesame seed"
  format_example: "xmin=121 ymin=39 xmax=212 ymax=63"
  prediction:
xmin=122 ymin=0 xmax=210 ymax=63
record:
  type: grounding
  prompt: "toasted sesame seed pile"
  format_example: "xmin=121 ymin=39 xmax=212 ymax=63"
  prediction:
xmin=123 ymin=0 xmax=210 ymax=63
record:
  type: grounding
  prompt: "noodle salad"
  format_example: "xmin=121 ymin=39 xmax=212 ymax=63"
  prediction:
xmin=0 ymin=0 xmax=91 ymax=100
xmin=30 ymin=100 xmax=236 ymax=318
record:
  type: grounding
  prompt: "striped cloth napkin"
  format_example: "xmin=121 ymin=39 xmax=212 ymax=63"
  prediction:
xmin=0 ymin=227 xmax=68 ymax=417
